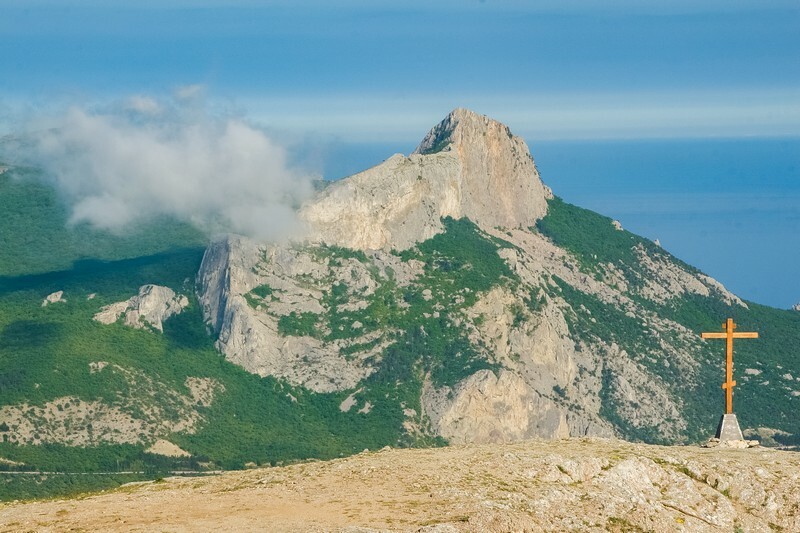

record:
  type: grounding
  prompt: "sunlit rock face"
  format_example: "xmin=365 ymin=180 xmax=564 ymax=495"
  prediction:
xmin=301 ymin=108 xmax=551 ymax=251
xmin=93 ymin=284 xmax=188 ymax=333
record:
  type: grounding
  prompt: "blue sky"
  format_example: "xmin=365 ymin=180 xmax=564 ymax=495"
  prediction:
xmin=2 ymin=0 xmax=799 ymax=140
xmin=1 ymin=1 xmax=799 ymax=307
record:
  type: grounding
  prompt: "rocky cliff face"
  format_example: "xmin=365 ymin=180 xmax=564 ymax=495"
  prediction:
xmin=197 ymin=109 xmax=751 ymax=446
xmin=197 ymin=235 xmax=382 ymax=392
xmin=301 ymin=108 xmax=550 ymax=251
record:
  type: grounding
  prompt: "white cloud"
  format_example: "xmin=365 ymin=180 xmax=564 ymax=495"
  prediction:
xmin=126 ymin=96 xmax=161 ymax=115
xmin=174 ymin=84 xmax=205 ymax=101
xmin=19 ymin=95 xmax=315 ymax=240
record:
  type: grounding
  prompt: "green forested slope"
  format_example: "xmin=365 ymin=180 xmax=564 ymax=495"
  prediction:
xmin=0 ymin=169 xmax=421 ymax=500
xmin=537 ymin=198 xmax=800 ymax=444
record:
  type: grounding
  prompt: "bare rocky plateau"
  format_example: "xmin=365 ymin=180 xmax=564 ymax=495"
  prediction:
xmin=3 ymin=438 xmax=800 ymax=532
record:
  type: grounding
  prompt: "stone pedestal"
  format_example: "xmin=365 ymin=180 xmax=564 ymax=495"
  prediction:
xmin=715 ymin=413 xmax=744 ymax=441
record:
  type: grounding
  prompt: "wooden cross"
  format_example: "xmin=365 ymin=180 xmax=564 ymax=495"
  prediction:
xmin=701 ymin=318 xmax=758 ymax=414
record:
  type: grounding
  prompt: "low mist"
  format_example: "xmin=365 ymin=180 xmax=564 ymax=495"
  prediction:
xmin=6 ymin=92 xmax=316 ymax=241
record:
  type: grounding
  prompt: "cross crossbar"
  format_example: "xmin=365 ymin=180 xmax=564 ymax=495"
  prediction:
xmin=701 ymin=332 xmax=759 ymax=339
xmin=700 ymin=318 xmax=758 ymax=415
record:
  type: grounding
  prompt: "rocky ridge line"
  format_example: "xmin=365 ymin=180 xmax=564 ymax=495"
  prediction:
xmin=301 ymin=108 xmax=550 ymax=251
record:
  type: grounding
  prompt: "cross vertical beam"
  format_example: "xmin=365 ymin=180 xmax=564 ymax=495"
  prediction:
xmin=701 ymin=318 xmax=758 ymax=414
xmin=724 ymin=317 xmax=735 ymax=413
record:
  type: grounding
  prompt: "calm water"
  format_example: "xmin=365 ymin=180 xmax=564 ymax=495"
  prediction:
xmin=319 ymin=137 xmax=800 ymax=310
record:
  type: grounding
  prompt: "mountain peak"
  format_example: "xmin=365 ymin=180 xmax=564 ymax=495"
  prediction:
xmin=413 ymin=108 xmax=493 ymax=155
xmin=302 ymin=109 xmax=551 ymax=250
xmin=413 ymin=108 xmax=519 ymax=157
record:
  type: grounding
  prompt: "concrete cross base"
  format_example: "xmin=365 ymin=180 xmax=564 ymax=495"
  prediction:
xmin=715 ymin=413 xmax=744 ymax=441
xmin=704 ymin=438 xmax=759 ymax=449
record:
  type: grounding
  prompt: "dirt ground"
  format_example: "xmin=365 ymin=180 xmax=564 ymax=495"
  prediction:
xmin=2 ymin=438 xmax=800 ymax=532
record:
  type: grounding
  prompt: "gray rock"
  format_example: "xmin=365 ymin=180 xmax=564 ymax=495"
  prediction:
xmin=42 ymin=290 xmax=66 ymax=306
xmin=422 ymin=369 xmax=571 ymax=444
xmin=301 ymin=108 xmax=549 ymax=251
xmin=93 ymin=285 xmax=188 ymax=332
xmin=196 ymin=236 xmax=383 ymax=393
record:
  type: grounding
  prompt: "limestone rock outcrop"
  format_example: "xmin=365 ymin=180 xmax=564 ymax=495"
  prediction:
xmin=197 ymin=235 xmax=384 ymax=392
xmin=42 ymin=290 xmax=66 ymax=306
xmin=94 ymin=284 xmax=188 ymax=333
xmin=301 ymin=108 xmax=550 ymax=251
xmin=422 ymin=369 xmax=572 ymax=444
xmin=145 ymin=439 xmax=192 ymax=457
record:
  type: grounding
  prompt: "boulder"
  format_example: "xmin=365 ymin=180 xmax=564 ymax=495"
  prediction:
xmin=94 ymin=284 xmax=188 ymax=332
xmin=42 ymin=290 xmax=66 ymax=306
